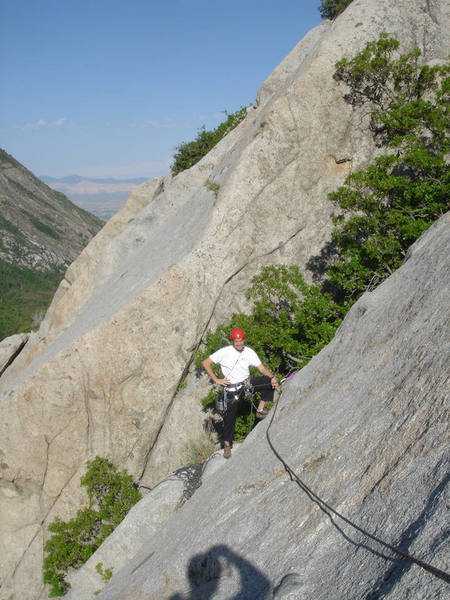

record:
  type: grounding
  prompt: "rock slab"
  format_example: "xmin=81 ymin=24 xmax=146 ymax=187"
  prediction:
xmin=97 ymin=212 xmax=450 ymax=599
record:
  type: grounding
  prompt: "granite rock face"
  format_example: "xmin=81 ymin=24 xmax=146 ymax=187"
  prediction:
xmin=96 ymin=212 xmax=450 ymax=600
xmin=0 ymin=0 xmax=449 ymax=598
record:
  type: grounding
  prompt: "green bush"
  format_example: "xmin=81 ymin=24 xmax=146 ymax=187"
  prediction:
xmin=95 ymin=562 xmax=112 ymax=582
xmin=171 ymin=107 xmax=247 ymax=175
xmin=329 ymin=34 xmax=449 ymax=299
xmin=319 ymin=0 xmax=353 ymax=19
xmin=234 ymin=407 xmax=256 ymax=442
xmin=43 ymin=457 xmax=141 ymax=597
xmin=201 ymin=387 xmax=218 ymax=410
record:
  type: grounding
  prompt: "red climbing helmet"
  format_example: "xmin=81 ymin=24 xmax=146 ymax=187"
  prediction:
xmin=230 ymin=328 xmax=245 ymax=340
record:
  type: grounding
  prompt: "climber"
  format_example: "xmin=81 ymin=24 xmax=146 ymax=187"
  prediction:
xmin=202 ymin=328 xmax=279 ymax=458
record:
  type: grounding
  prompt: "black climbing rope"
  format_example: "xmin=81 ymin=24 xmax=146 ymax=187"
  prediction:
xmin=265 ymin=392 xmax=450 ymax=584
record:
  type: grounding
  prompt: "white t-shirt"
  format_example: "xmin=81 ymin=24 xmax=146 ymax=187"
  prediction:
xmin=209 ymin=345 xmax=262 ymax=384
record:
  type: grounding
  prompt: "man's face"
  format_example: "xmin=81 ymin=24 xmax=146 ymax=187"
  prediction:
xmin=233 ymin=337 xmax=245 ymax=352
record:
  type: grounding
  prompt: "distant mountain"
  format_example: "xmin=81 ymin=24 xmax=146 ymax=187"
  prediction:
xmin=40 ymin=175 xmax=149 ymax=220
xmin=40 ymin=174 xmax=148 ymax=185
xmin=0 ymin=149 xmax=103 ymax=339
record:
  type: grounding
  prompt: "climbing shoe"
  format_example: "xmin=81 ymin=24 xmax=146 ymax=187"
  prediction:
xmin=256 ymin=409 xmax=268 ymax=420
xmin=223 ymin=446 xmax=231 ymax=458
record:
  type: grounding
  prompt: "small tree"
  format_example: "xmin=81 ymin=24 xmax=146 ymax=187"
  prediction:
xmin=171 ymin=107 xmax=247 ymax=175
xmin=318 ymin=0 xmax=353 ymax=20
xmin=328 ymin=35 xmax=449 ymax=299
xmin=43 ymin=457 xmax=141 ymax=597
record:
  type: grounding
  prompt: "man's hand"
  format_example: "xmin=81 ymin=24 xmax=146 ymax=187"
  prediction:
xmin=257 ymin=363 xmax=279 ymax=389
xmin=271 ymin=376 xmax=279 ymax=390
xmin=216 ymin=378 xmax=230 ymax=387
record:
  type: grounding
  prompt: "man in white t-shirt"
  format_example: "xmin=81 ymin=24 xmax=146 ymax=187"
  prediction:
xmin=202 ymin=328 xmax=279 ymax=458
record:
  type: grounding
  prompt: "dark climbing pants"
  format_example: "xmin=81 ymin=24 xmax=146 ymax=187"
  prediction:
xmin=223 ymin=376 xmax=275 ymax=444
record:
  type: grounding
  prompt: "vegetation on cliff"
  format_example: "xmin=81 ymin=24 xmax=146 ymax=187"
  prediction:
xmin=319 ymin=0 xmax=353 ymax=20
xmin=197 ymin=35 xmax=449 ymax=431
xmin=329 ymin=34 xmax=449 ymax=299
xmin=171 ymin=107 xmax=247 ymax=175
xmin=43 ymin=457 xmax=141 ymax=597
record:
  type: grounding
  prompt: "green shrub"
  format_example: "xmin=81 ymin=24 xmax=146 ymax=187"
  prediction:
xmin=234 ymin=410 xmax=255 ymax=442
xmin=171 ymin=107 xmax=247 ymax=175
xmin=95 ymin=562 xmax=112 ymax=582
xmin=329 ymin=34 xmax=449 ymax=299
xmin=28 ymin=214 xmax=61 ymax=239
xmin=43 ymin=457 xmax=141 ymax=597
xmin=205 ymin=179 xmax=220 ymax=197
xmin=319 ymin=0 xmax=353 ymax=19
xmin=201 ymin=387 xmax=218 ymax=410
xmin=93 ymin=563 xmax=113 ymax=596
xmin=177 ymin=379 xmax=187 ymax=391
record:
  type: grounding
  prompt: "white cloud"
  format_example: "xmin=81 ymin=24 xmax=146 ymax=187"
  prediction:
xmin=23 ymin=117 xmax=67 ymax=130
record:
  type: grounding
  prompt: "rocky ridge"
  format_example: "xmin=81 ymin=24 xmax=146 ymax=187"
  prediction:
xmin=0 ymin=150 xmax=103 ymax=271
xmin=0 ymin=1 xmax=448 ymax=598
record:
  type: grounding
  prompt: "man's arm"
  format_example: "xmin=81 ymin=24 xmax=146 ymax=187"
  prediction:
xmin=202 ymin=356 xmax=230 ymax=387
xmin=257 ymin=363 xmax=279 ymax=389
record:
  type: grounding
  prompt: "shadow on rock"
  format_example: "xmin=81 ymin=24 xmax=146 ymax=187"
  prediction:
xmin=305 ymin=239 xmax=338 ymax=283
xmin=170 ymin=544 xmax=271 ymax=600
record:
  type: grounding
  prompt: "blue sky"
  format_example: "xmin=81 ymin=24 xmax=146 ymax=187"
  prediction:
xmin=1 ymin=0 xmax=322 ymax=180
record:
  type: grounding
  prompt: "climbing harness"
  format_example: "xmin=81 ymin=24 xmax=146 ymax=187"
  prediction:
xmin=216 ymin=380 xmax=251 ymax=415
xmin=265 ymin=390 xmax=450 ymax=584
xmin=216 ymin=385 xmax=244 ymax=414
xmin=216 ymin=381 xmax=271 ymax=423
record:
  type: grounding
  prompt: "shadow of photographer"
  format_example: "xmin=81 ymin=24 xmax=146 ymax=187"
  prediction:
xmin=170 ymin=544 xmax=271 ymax=600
